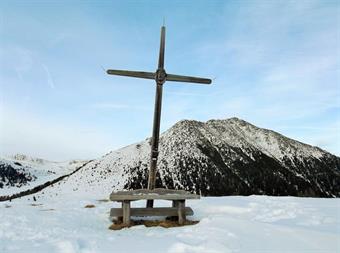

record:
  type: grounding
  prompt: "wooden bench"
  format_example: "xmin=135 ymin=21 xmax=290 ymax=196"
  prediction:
xmin=109 ymin=188 xmax=200 ymax=226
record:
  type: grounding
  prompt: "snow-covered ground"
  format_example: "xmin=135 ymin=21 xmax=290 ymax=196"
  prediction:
xmin=0 ymin=195 xmax=339 ymax=253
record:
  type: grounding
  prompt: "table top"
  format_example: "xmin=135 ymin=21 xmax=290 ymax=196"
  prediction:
xmin=110 ymin=188 xmax=200 ymax=201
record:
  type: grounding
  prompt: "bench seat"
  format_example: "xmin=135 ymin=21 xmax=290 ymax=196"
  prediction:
xmin=110 ymin=188 xmax=200 ymax=201
xmin=110 ymin=207 xmax=193 ymax=217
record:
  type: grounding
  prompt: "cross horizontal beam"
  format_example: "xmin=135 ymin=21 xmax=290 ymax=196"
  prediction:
xmin=166 ymin=73 xmax=211 ymax=84
xmin=106 ymin=69 xmax=155 ymax=80
xmin=107 ymin=69 xmax=211 ymax=84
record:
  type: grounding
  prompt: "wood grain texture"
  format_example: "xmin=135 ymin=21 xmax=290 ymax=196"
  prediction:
xmin=177 ymin=200 xmax=186 ymax=225
xmin=122 ymin=201 xmax=131 ymax=225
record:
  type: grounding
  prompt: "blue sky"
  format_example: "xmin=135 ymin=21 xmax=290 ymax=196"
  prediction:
xmin=0 ymin=0 xmax=339 ymax=160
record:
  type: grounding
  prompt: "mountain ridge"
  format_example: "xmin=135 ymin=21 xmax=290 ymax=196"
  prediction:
xmin=2 ymin=117 xmax=339 ymax=200
xmin=24 ymin=117 xmax=339 ymax=201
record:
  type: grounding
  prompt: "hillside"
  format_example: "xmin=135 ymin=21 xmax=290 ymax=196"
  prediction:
xmin=25 ymin=117 xmax=340 ymax=201
xmin=0 ymin=154 xmax=87 ymax=196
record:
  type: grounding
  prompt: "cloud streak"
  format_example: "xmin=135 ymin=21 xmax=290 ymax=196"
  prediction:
xmin=42 ymin=64 xmax=55 ymax=89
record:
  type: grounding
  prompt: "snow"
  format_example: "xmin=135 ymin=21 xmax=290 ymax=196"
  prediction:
xmin=0 ymin=195 xmax=339 ymax=253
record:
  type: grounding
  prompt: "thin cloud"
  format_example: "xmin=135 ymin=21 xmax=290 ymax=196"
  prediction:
xmin=42 ymin=63 xmax=55 ymax=89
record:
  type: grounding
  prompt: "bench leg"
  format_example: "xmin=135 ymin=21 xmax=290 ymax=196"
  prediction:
xmin=117 ymin=216 xmax=123 ymax=224
xmin=122 ymin=200 xmax=131 ymax=226
xmin=166 ymin=200 xmax=179 ymax=221
xmin=177 ymin=200 xmax=186 ymax=225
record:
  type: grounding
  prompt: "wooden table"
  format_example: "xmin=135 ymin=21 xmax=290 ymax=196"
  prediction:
xmin=109 ymin=188 xmax=200 ymax=226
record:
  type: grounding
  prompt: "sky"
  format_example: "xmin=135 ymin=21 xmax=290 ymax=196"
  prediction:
xmin=0 ymin=0 xmax=339 ymax=160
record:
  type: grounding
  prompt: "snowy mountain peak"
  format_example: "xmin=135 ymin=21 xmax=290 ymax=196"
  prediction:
xmin=165 ymin=118 xmax=326 ymax=162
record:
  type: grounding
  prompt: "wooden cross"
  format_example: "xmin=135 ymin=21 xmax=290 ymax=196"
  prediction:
xmin=106 ymin=26 xmax=211 ymax=207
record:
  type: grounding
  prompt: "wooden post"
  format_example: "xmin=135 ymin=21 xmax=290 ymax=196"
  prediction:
xmin=117 ymin=216 xmax=123 ymax=224
xmin=166 ymin=200 xmax=179 ymax=221
xmin=172 ymin=200 xmax=179 ymax=208
xmin=146 ymin=82 xmax=163 ymax=208
xmin=122 ymin=200 xmax=131 ymax=226
xmin=177 ymin=200 xmax=186 ymax=225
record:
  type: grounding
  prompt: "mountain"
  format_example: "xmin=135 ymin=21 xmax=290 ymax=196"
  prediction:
xmin=25 ymin=117 xmax=339 ymax=201
xmin=0 ymin=160 xmax=36 ymax=189
xmin=0 ymin=154 xmax=87 ymax=196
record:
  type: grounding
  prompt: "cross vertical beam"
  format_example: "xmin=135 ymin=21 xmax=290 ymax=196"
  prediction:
xmin=148 ymin=84 xmax=163 ymax=185
xmin=146 ymin=26 xmax=166 ymax=208
xmin=158 ymin=26 xmax=165 ymax=69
